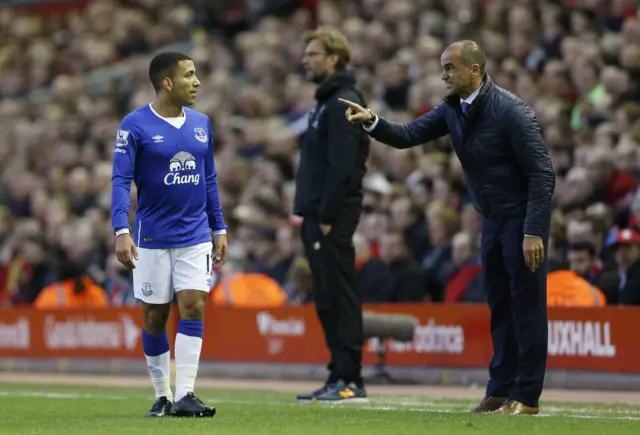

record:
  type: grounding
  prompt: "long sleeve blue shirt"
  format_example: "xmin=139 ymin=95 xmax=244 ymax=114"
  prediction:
xmin=110 ymin=104 xmax=227 ymax=249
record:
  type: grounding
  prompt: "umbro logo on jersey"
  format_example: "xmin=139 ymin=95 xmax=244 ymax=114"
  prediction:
xmin=152 ymin=135 xmax=164 ymax=143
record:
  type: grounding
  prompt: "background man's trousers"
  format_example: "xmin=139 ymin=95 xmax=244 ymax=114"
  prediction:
xmin=301 ymin=205 xmax=363 ymax=386
xmin=481 ymin=217 xmax=549 ymax=407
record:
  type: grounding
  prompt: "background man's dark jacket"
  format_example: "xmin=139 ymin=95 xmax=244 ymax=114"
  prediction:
xmin=294 ymin=70 xmax=370 ymax=224
xmin=368 ymin=75 xmax=555 ymax=237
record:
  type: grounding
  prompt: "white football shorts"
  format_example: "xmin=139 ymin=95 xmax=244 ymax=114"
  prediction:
xmin=132 ymin=241 xmax=213 ymax=304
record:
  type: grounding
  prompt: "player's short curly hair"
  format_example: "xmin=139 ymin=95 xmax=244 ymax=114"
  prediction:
xmin=148 ymin=51 xmax=192 ymax=92
xmin=303 ymin=27 xmax=351 ymax=70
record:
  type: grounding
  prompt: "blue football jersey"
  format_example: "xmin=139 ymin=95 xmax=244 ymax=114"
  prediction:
xmin=110 ymin=104 xmax=227 ymax=249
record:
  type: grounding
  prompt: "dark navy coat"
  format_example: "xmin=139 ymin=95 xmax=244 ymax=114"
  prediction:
xmin=368 ymin=75 xmax=555 ymax=237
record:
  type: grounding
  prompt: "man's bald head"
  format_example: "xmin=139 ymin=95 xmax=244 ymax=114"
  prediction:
xmin=440 ymin=40 xmax=486 ymax=98
xmin=447 ymin=40 xmax=486 ymax=73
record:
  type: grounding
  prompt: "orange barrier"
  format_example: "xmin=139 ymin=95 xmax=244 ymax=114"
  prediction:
xmin=203 ymin=304 xmax=631 ymax=372
xmin=0 ymin=307 xmax=177 ymax=358
xmin=0 ymin=304 xmax=635 ymax=373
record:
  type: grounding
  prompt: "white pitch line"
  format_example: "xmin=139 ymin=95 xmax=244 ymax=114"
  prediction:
xmin=0 ymin=391 xmax=129 ymax=400
xmin=1 ymin=390 xmax=639 ymax=421
xmin=381 ymin=400 xmax=640 ymax=415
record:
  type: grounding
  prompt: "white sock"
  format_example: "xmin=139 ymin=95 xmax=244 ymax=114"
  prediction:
xmin=174 ymin=333 xmax=203 ymax=401
xmin=145 ymin=350 xmax=173 ymax=401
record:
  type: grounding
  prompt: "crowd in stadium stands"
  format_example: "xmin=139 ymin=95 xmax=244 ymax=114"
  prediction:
xmin=1 ymin=0 xmax=639 ymax=309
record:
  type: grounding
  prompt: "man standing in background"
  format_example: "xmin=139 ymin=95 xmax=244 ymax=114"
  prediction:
xmin=341 ymin=40 xmax=555 ymax=415
xmin=293 ymin=27 xmax=370 ymax=403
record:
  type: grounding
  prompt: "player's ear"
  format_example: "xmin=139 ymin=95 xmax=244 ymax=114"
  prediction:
xmin=164 ymin=77 xmax=173 ymax=91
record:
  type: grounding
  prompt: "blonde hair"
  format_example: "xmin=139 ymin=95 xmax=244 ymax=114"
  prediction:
xmin=304 ymin=26 xmax=351 ymax=70
xmin=285 ymin=256 xmax=312 ymax=283
xmin=426 ymin=201 xmax=461 ymax=237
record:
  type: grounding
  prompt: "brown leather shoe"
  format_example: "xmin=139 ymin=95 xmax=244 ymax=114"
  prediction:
xmin=468 ymin=396 xmax=508 ymax=413
xmin=489 ymin=400 xmax=540 ymax=415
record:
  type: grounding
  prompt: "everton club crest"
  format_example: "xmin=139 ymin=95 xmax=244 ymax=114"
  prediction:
xmin=194 ymin=128 xmax=208 ymax=143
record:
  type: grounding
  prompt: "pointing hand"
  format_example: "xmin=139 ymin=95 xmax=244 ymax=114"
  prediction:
xmin=338 ymin=98 xmax=373 ymax=124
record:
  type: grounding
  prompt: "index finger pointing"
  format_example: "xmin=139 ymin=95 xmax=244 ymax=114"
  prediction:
xmin=338 ymin=98 xmax=359 ymax=108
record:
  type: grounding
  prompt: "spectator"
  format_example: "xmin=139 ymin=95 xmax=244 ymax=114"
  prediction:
xmin=1 ymin=0 xmax=639 ymax=307
xmin=211 ymin=253 xmax=288 ymax=307
xmin=610 ymin=228 xmax=640 ymax=304
xmin=33 ymin=248 xmax=108 ymax=309
xmin=421 ymin=202 xmax=459 ymax=301
xmin=353 ymin=231 xmax=373 ymax=273
xmin=587 ymin=148 xmax=638 ymax=206
xmin=546 ymin=258 xmax=607 ymax=307
xmin=443 ymin=231 xmax=483 ymax=303
xmin=265 ymin=225 xmax=300 ymax=286
xmin=283 ymin=256 xmax=314 ymax=304
xmin=357 ymin=230 xmax=425 ymax=303
xmin=388 ymin=195 xmax=429 ymax=261
xmin=0 ymin=219 xmax=54 ymax=307
xmin=566 ymin=215 xmax=613 ymax=266
xmin=102 ymin=254 xmax=137 ymax=306
xmin=566 ymin=241 xmax=619 ymax=303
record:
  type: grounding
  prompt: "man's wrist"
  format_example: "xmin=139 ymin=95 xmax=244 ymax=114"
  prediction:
xmin=365 ymin=110 xmax=376 ymax=124
xmin=362 ymin=111 xmax=379 ymax=132
xmin=115 ymin=228 xmax=130 ymax=237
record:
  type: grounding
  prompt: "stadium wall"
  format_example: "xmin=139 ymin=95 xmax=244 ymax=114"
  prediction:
xmin=1 ymin=304 xmax=640 ymax=391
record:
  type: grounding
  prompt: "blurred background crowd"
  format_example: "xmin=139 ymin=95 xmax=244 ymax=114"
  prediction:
xmin=1 ymin=0 xmax=639 ymax=309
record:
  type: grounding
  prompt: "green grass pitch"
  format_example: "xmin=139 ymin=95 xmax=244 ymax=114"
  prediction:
xmin=0 ymin=382 xmax=639 ymax=434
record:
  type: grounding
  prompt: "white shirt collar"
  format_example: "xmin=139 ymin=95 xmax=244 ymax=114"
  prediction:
xmin=460 ymin=82 xmax=483 ymax=105
xmin=149 ymin=103 xmax=185 ymax=120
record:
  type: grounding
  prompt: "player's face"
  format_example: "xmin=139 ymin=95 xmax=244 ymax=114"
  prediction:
xmin=440 ymin=48 xmax=477 ymax=97
xmin=171 ymin=60 xmax=201 ymax=106
xmin=301 ymin=38 xmax=336 ymax=84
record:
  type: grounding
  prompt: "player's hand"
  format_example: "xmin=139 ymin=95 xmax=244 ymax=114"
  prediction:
xmin=338 ymin=98 xmax=373 ymax=124
xmin=523 ymin=235 xmax=544 ymax=272
xmin=213 ymin=234 xmax=228 ymax=269
xmin=115 ymin=233 xmax=138 ymax=269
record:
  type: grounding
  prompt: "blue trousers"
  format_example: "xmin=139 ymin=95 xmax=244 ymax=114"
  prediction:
xmin=482 ymin=217 xmax=548 ymax=407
